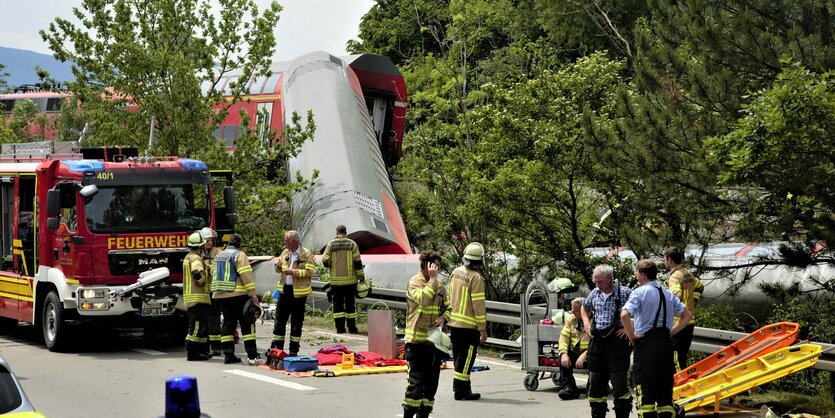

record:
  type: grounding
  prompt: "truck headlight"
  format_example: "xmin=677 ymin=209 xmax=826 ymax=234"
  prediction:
xmin=80 ymin=289 xmax=107 ymax=299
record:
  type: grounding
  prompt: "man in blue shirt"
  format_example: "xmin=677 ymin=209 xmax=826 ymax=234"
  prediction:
xmin=580 ymin=265 xmax=633 ymax=418
xmin=621 ymin=259 xmax=692 ymax=418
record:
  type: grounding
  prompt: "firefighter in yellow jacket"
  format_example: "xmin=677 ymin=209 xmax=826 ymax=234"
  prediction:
xmin=271 ymin=230 xmax=316 ymax=356
xmin=663 ymin=246 xmax=704 ymax=372
xmin=447 ymin=242 xmax=488 ymax=401
xmin=199 ymin=227 xmax=222 ymax=356
xmin=322 ymin=225 xmax=365 ymax=333
xmin=402 ymin=250 xmax=450 ymax=418
xmin=211 ymin=233 xmax=259 ymax=365
xmin=557 ymin=297 xmax=590 ymax=400
xmin=184 ymin=232 xmax=211 ymax=361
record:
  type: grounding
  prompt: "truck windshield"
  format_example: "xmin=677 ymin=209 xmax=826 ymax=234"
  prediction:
xmin=84 ymin=184 xmax=210 ymax=233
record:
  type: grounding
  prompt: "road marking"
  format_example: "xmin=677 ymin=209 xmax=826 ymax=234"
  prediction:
xmin=131 ymin=348 xmax=165 ymax=356
xmin=223 ymin=369 xmax=317 ymax=391
xmin=477 ymin=359 xmax=514 ymax=368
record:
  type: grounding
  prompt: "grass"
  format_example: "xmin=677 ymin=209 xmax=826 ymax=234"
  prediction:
xmin=738 ymin=391 xmax=835 ymax=417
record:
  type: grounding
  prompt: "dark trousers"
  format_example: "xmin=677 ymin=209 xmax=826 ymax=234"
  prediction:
xmin=450 ymin=327 xmax=480 ymax=394
xmin=207 ymin=297 xmax=222 ymax=352
xmin=559 ymin=349 xmax=587 ymax=390
xmin=272 ymin=284 xmax=307 ymax=354
xmin=332 ymin=284 xmax=357 ymax=332
xmin=672 ymin=323 xmax=695 ymax=372
xmin=218 ymin=295 xmax=258 ymax=359
xmin=633 ymin=328 xmax=676 ymax=418
xmin=587 ymin=329 xmax=632 ymax=418
xmin=403 ymin=343 xmax=444 ymax=415
xmin=185 ymin=304 xmax=210 ymax=354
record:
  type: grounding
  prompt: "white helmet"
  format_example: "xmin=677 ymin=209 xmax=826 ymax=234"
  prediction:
xmin=199 ymin=227 xmax=217 ymax=241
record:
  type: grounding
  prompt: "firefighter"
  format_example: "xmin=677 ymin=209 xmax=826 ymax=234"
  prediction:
xmin=621 ymin=259 xmax=691 ymax=418
xmin=662 ymin=246 xmax=704 ymax=372
xmin=271 ymin=230 xmax=315 ymax=356
xmin=200 ymin=227 xmax=222 ymax=357
xmin=210 ymin=233 xmax=260 ymax=364
xmin=580 ymin=264 xmax=633 ymax=418
xmin=183 ymin=232 xmax=211 ymax=361
xmin=321 ymin=225 xmax=365 ymax=333
xmin=402 ymin=250 xmax=450 ymax=418
xmin=557 ymin=297 xmax=590 ymax=400
xmin=447 ymin=242 xmax=488 ymax=401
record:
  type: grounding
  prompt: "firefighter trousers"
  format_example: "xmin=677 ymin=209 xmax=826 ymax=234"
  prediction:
xmin=633 ymin=328 xmax=676 ymax=418
xmin=218 ymin=295 xmax=258 ymax=359
xmin=185 ymin=303 xmax=210 ymax=354
xmin=559 ymin=349 xmax=586 ymax=390
xmin=207 ymin=297 xmax=222 ymax=352
xmin=671 ymin=323 xmax=695 ymax=372
xmin=587 ymin=329 xmax=632 ymax=418
xmin=272 ymin=284 xmax=306 ymax=354
xmin=450 ymin=327 xmax=480 ymax=394
xmin=403 ymin=342 xmax=444 ymax=416
xmin=331 ymin=284 xmax=357 ymax=332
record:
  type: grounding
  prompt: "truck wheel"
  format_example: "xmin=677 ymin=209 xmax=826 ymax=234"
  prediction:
xmin=43 ymin=291 xmax=68 ymax=352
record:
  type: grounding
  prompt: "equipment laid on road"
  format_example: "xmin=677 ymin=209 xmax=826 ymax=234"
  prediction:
xmin=674 ymin=322 xmax=800 ymax=387
xmin=674 ymin=344 xmax=822 ymax=413
xmin=521 ymin=281 xmax=567 ymax=391
xmin=283 ymin=356 xmax=320 ymax=372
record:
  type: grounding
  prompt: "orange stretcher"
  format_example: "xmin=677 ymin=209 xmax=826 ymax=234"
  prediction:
xmin=674 ymin=322 xmax=800 ymax=387
xmin=674 ymin=343 xmax=822 ymax=412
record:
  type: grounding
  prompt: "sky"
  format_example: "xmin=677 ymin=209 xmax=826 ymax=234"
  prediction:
xmin=0 ymin=0 xmax=375 ymax=61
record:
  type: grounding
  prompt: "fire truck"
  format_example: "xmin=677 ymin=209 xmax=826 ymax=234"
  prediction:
xmin=0 ymin=141 xmax=237 ymax=351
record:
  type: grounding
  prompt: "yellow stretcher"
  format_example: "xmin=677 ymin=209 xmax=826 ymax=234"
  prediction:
xmin=673 ymin=344 xmax=822 ymax=413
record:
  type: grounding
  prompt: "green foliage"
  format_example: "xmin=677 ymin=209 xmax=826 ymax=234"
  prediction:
xmin=56 ymin=98 xmax=87 ymax=141
xmin=0 ymin=63 xmax=9 ymax=93
xmin=7 ymin=99 xmax=38 ymax=141
xmin=40 ymin=0 xmax=281 ymax=156
xmin=694 ymin=303 xmax=744 ymax=331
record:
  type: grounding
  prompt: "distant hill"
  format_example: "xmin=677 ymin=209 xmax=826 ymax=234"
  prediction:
xmin=0 ymin=47 xmax=74 ymax=89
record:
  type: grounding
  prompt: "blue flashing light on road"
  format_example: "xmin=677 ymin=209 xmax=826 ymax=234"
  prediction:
xmin=178 ymin=159 xmax=208 ymax=170
xmin=62 ymin=160 xmax=105 ymax=173
xmin=165 ymin=375 xmax=202 ymax=418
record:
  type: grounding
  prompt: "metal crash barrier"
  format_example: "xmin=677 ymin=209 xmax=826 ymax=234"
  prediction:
xmin=308 ymin=280 xmax=835 ymax=372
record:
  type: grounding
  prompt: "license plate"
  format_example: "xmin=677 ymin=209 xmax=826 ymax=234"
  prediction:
xmin=140 ymin=299 xmax=174 ymax=317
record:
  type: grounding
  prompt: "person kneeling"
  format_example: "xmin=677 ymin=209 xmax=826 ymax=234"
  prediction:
xmin=558 ymin=297 xmax=589 ymax=400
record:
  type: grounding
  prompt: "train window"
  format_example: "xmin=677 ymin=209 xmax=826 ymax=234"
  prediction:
xmin=222 ymin=125 xmax=236 ymax=147
xmin=256 ymin=102 xmax=273 ymax=145
xmin=262 ymin=74 xmax=281 ymax=94
xmin=249 ymin=76 xmax=267 ymax=95
xmin=221 ymin=76 xmax=236 ymax=95
xmin=31 ymin=98 xmax=47 ymax=112
xmin=46 ymin=97 xmax=63 ymax=112
xmin=0 ymin=100 xmax=13 ymax=112
xmin=200 ymin=80 xmax=213 ymax=96
xmin=212 ymin=127 xmax=222 ymax=139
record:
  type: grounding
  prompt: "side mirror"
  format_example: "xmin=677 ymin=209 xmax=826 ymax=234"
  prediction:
xmin=46 ymin=190 xmax=61 ymax=216
xmin=226 ymin=213 xmax=238 ymax=226
xmin=46 ymin=217 xmax=60 ymax=230
xmin=223 ymin=186 xmax=236 ymax=214
xmin=79 ymin=184 xmax=98 ymax=198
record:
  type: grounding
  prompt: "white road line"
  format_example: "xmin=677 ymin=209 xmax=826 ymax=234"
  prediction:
xmin=223 ymin=369 xmax=317 ymax=391
xmin=131 ymin=348 xmax=165 ymax=356
xmin=477 ymin=359 xmax=515 ymax=368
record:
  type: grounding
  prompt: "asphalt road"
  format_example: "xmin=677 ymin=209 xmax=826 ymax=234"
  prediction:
xmin=0 ymin=321 xmax=757 ymax=418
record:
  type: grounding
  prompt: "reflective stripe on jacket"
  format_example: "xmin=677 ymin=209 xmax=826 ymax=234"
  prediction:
xmin=277 ymin=246 xmax=316 ymax=298
xmin=446 ymin=266 xmax=487 ymax=331
xmin=321 ymin=235 xmax=364 ymax=286
xmin=405 ymin=272 xmax=450 ymax=343
xmin=557 ymin=313 xmax=589 ymax=354
xmin=183 ymin=250 xmax=210 ymax=307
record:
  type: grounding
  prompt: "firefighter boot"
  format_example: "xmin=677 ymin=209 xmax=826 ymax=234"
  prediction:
xmin=186 ymin=342 xmax=210 ymax=361
xmin=417 ymin=406 xmax=432 ymax=418
xmin=335 ymin=317 xmax=346 ymax=334
xmin=347 ymin=317 xmax=358 ymax=334
xmin=614 ymin=399 xmax=632 ymax=418
xmin=402 ymin=407 xmax=417 ymax=418
xmin=590 ymin=402 xmax=608 ymax=418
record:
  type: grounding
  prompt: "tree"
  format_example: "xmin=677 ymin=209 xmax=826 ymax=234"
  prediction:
xmin=0 ymin=63 xmax=9 ymax=93
xmin=8 ymin=99 xmax=38 ymax=141
xmin=40 ymin=0 xmax=282 ymax=156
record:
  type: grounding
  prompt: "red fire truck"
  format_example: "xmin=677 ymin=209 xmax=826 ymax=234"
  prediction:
xmin=0 ymin=141 xmax=236 ymax=351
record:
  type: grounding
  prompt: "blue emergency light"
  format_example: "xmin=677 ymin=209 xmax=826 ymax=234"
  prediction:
xmin=164 ymin=375 xmax=202 ymax=418
xmin=61 ymin=159 xmax=105 ymax=173
xmin=178 ymin=159 xmax=208 ymax=170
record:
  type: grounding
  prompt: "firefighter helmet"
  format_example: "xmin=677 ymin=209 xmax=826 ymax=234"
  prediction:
xmin=427 ymin=326 xmax=452 ymax=355
xmin=199 ymin=227 xmax=217 ymax=241
xmin=547 ymin=277 xmax=578 ymax=294
xmin=243 ymin=298 xmax=263 ymax=321
xmin=187 ymin=232 xmax=205 ymax=249
xmin=355 ymin=281 xmax=372 ymax=299
xmin=463 ymin=242 xmax=485 ymax=262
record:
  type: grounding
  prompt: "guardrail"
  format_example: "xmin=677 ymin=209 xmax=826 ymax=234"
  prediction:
xmin=309 ymin=281 xmax=835 ymax=372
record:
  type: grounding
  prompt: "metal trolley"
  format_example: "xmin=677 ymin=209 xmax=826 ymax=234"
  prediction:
xmin=520 ymin=281 xmax=564 ymax=391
